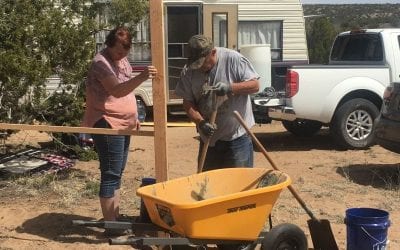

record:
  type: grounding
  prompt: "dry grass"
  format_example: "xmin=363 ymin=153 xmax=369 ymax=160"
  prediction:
xmin=0 ymin=169 xmax=99 ymax=208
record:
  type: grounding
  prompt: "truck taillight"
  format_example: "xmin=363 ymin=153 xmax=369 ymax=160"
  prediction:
xmin=286 ymin=70 xmax=299 ymax=98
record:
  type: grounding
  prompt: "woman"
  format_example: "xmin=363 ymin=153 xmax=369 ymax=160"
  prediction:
xmin=82 ymin=27 xmax=157 ymax=229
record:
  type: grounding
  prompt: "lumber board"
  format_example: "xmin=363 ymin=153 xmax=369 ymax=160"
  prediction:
xmin=150 ymin=0 xmax=169 ymax=182
xmin=0 ymin=123 xmax=154 ymax=137
xmin=141 ymin=122 xmax=195 ymax=127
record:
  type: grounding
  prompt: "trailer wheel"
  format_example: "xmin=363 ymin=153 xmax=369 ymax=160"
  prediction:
xmin=282 ymin=119 xmax=322 ymax=137
xmin=261 ymin=223 xmax=307 ymax=250
xmin=330 ymin=98 xmax=379 ymax=149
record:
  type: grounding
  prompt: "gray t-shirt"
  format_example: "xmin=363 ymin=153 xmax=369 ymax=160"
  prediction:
xmin=175 ymin=47 xmax=259 ymax=146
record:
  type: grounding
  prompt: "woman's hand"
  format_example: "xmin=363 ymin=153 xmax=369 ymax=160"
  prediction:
xmin=140 ymin=65 xmax=157 ymax=80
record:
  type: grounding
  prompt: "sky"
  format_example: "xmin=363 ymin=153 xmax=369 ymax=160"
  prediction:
xmin=300 ymin=0 xmax=400 ymax=3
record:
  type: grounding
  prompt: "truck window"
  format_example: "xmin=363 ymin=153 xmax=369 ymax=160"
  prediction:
xmin=331 ymin=33 xmax=383 ymax=62
xmin=238 ymin=21 xmax=282 ymax=61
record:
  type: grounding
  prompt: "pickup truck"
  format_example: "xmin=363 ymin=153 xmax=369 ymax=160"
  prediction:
xmin=255 ymin=29 xmax=400 ymax=149
xmin=131 ymin=64 xmax=185 ymax=117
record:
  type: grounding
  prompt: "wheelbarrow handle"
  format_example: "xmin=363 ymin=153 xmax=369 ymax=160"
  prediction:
xmin=233 ymin=111 xmax=318 ymax=221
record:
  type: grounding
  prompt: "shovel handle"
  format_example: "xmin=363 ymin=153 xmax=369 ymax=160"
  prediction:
xmin=197 ymin=109 xmax=217 ymax=173
xmin=233 ymin=111 xmax=318 ymax=221
xmin=198 ymin=92 xmax=219 ymax=173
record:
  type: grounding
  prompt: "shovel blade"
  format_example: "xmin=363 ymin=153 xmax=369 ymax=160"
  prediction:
xmin=307 ymin=219 xmax=338 ymax=250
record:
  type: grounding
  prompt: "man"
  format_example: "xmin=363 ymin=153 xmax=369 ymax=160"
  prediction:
xmin=175 ymin=34 xmax=260 ymax=171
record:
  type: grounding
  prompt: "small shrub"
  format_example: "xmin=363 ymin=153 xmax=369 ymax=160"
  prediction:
xmin=84 ymin=180 xmax=99 ymax=198
xmin=77 ymin=147 xmax=98 ymax=162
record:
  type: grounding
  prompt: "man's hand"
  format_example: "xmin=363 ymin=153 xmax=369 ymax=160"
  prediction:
xmin=214 ymin=82 xmax=232 ymax=96
xmin=199 ymin=120 xmax=217 ymax=137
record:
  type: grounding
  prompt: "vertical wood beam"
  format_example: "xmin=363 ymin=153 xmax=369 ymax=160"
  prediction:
xmin=149 ymin=0 xmax=168 ymax=182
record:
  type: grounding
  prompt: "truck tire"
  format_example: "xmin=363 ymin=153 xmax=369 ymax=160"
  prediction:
xmin=330 ymin=98 xmax=379 ymax=149
xmin=282 ymin=119 xmax=322 ymax=137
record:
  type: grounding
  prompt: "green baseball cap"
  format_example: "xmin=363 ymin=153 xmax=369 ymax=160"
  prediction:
xmin=187 ymin=35 xmax=213 ymax=69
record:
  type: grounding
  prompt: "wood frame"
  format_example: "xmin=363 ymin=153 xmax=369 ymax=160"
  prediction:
xmin=150 ymin=0 xmax=168 ymax=182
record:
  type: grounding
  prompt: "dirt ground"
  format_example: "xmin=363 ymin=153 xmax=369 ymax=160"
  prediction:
xmin=0 ymin=119 xmax=399 ymax=250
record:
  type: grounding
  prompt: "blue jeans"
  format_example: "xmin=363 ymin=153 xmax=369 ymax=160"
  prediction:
xmin=91 ymin=118 xmax=131 ymax=198
xmin=199 ymin=134 xmax=254 ymax=171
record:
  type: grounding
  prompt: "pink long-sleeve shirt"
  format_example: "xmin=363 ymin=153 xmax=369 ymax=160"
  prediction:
xmin=82 ymin=49 xmax=137 ymax=129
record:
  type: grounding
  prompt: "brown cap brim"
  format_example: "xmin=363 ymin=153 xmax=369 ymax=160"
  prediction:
xmin=188 ymin=56 xmax=206 ymax=70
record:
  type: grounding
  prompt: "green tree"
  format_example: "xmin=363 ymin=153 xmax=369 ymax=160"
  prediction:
xmin=0 ymin=0 xmax=99 ymax=125
xmin=108 ymin=0 xmax=148 ymax=33
xmin=307 ymin=17 xmax=337 ymax=64
xmin=0 ymin=0 xmax=149 ymax=127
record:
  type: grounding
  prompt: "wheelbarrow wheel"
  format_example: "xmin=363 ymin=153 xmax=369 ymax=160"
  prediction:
xmin=217 ymin=244 xmax=253 ymax=250
xmin=163 ymin=246 xmax=198 ymax=250
xmin=261 ymin=223 xmax=307 ymax=250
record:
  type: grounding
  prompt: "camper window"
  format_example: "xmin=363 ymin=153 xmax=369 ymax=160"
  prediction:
xmin=238 ymin=21 xmax=282 ymax=60
xmin=213 ymin=13 xmax=228 ymax=48
xmin=131 ymin=19 xmax=151 ymax=62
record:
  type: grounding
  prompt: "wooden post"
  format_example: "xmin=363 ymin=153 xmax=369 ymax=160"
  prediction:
xmin=150 ymin=0 xmax=168 ymax=182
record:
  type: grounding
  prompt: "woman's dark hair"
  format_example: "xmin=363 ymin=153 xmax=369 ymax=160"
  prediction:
xmin=105 ymin=27 xmax=132 ymax=49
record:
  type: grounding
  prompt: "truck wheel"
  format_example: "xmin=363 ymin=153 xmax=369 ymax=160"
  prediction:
xmin=261 ymin=223 xmax=307 ymax=250
xmin=282 ymin=119 xmax=322 ymax=137
xmin=330 ymin=98 xmax=379 ymax=149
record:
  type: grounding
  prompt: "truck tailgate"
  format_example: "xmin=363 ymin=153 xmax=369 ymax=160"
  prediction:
xmin=289 ymin=65 xmax=390 ymax=123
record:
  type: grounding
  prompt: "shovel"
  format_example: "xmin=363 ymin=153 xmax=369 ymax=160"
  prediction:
xmin=233 ymin=111 xmax=338 ymax=250
xmin=197 ymin=91 xmax=218 ymax=173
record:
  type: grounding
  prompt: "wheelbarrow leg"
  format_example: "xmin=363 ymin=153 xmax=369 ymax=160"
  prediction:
xmin=72 ymin=219 xmax=163 ymax=231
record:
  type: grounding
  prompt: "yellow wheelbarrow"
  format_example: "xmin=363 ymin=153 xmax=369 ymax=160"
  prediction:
xmin=74 ymin=168 xmax=307 ymax=249
xmin=108 ymin=168 xmax=307 ymax=249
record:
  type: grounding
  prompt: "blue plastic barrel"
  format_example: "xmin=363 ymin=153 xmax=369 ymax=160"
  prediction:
xmin=137 ymin=99 xmax=146 ymax=122
xmin=345 ymin=208 xmax=390 ymax=250
xmin=139 ymin=177 xmax=156 ymax=223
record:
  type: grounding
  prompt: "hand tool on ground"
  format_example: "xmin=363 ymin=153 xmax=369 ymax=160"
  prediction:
xmin=233 ymin=110 xmax=338 ymax=250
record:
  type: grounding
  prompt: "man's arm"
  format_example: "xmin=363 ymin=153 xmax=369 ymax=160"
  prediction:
xmin=183 ymin=100 xmax=205 ymax=125
xmin=231 ymin=78 xmax=259 ymax=95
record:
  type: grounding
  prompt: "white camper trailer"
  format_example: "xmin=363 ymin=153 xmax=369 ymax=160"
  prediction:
xmin=105 ymin=0 xmax=309 ymax=117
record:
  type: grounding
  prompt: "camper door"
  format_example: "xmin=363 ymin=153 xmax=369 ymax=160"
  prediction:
xmin=203 ymin=4 xmax=238 ymax=50
xmin=165 ymin=3 xmax=238 ymax=106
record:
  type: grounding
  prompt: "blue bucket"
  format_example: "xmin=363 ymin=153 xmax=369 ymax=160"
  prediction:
xmin=345 ymin=208 xmax=390 ymax=250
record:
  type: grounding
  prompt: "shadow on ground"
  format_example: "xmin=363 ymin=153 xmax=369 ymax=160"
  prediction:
xmin=337 ymin=163 xmax=400 ymax=190
xmin=155 ymin=114 xmax=346 ymax=152
xmin=253 ymin=128 xmax=343 ymax=152
xmin=16 ymin=213 xmax=106 ymax=244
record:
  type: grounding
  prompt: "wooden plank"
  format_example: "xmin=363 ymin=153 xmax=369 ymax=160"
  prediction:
xmin=0 ymin=123 xmax=154 ymax=136
xmin=150 ymin=0 xmax=168 ymax=182
xmin=141 ymin=122 xmax=195 ymax=127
